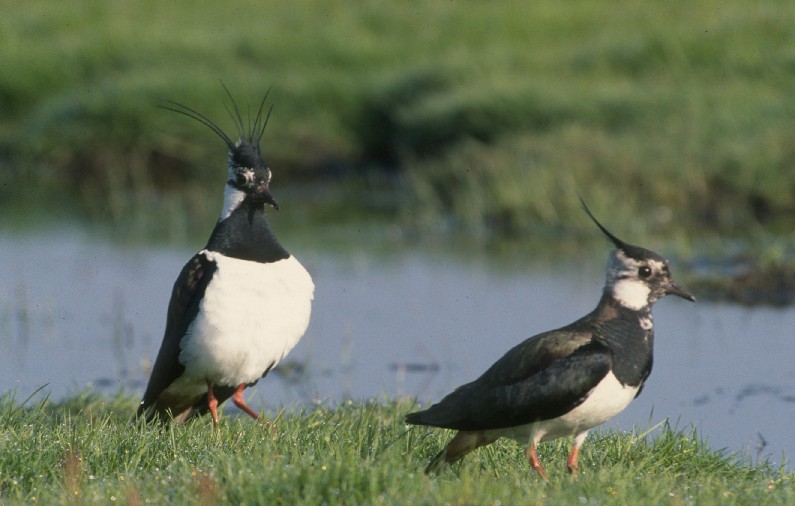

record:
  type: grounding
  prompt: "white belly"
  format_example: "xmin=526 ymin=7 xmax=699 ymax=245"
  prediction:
xmin=488 ymin=372 xmax=639 ymax=444
xmin=178 ymin=250 xmax=314 ymax=387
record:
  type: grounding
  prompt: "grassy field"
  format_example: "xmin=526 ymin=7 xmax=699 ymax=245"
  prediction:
xmin=0 ymin=392 xmax=792 ymax=505
xmin=2 ymin=0 xmax=795 ymax=245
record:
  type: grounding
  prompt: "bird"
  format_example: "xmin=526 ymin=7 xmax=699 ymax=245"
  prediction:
xmin=137 ymin=85 xmax=314 ymax=427
xmin=405 ymin=199 xmax=695 ymax=478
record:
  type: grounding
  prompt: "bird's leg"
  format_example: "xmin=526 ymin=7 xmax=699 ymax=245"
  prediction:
xmin=525 ymin=444 xmax=549 ymax=480
xmin=207 ymin=383 xmax=220 ymax=427
xmin=232 ymin=383 xmax=260 ymax=420
xmin=567 ymin=447 xmax=580 ymax=474
xmin=567 ymin=431 xmax=589 ymax=475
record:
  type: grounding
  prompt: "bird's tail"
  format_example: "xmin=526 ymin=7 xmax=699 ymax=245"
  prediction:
xmin=135 ymin=402 xmax=171 ymax=425
xmin=424 ymin=431 xmax=492 ymax=474
xmin=135 ymin=401 xmax=198 ymax=425
xmin=135 ymin=402 xmax=155 ymax=423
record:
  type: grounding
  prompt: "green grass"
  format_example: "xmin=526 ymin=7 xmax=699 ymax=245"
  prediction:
xmin=1 ymin=391 xmax=792 ymax=504
xmin=2 ymin=0 xmax=795 ymax=244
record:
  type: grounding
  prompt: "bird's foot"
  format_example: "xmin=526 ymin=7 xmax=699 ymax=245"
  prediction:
xmin=232 ymin=384 xmax=260 ymax=420
xmin=207 ymin=383 xmax=220 ymax=428
xmin=525 ymin=444 xmax=549 ymax=480
xmin=567 ymin=432 xmax=587 ymax=477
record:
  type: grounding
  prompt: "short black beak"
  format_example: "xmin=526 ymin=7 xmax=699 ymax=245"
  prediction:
xmin=264 ymin=191 xmax=279 ymax=210
xmin=259 ymin=186 xmax=279 ymax=210
xmin=666 ymin=281 xmax=696 ymax=302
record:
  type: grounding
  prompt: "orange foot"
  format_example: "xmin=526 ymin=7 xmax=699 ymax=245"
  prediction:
xmin=207 ymin=383 xmax=220 ymax=428
xmin=525 ymin=444 xmax=549 ymax=480
xmin=232 ymin=384 xmax=260 ymax=420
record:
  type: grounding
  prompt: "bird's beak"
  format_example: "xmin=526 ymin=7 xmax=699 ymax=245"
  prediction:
xmin=257 ymin=183 xmax=279 ymax=210
xmin=263 ymin=190 xmax=279 ymax=210
xmin=666 ymin=281 xmax=696 ymax=302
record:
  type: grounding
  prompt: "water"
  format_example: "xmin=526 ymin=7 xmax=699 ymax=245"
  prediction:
xmin=1 ymin=229 xmax=793 ymax=466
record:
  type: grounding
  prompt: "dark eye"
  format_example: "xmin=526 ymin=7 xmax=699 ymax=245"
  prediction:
xmin=235 ymin=172 xmax=248 ymax=186
xmin=638 ymin=266 xmax=652 ymax=278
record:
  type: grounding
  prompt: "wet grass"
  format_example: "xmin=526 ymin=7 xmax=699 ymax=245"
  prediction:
xmin=0 ymin=392 xmax=792 ymax=504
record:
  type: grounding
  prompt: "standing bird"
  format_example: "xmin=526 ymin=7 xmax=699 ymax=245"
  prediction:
xmin=137 ymin=86 xmax=314 ymax=426
xmin=405 ymin=200 xmax=695 ymax=478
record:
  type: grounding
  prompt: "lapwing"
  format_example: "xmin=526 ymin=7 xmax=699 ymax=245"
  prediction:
xmin=405 ymin=200 xmax=695 ymax=478
xmin=137 ymin=85 xmax=314 ymax=427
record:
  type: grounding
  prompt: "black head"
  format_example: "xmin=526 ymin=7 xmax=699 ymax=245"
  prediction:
xmin=580 ymin=198 xmax=695 ymax=309
xmin=160 ymin=83 xmax=279 ymax=214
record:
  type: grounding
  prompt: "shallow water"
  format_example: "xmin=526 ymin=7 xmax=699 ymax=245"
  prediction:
xmin=1 ymin=229 xmax=793 ymax=466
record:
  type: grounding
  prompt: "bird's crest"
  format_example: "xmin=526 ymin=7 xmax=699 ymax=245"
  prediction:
xmin=579 ymin=197 xmax=652 ymax=261
xmin=159 ymin=81 xmax=273 ymax=154
xmin=579 ymin=197 xmax=629 ymax=249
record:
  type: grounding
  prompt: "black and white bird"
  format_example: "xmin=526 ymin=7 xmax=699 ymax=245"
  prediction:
xmin=137 ymin=86 xmax=314 ymax=426
xmin=405 ymin=200 xmax=695 ymax=478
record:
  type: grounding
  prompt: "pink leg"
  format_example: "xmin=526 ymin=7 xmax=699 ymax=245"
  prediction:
xmin=525 ymin=444 xmax=549 ymax=480
xmin=207 ymin=383 xmax=220 ymax=427
xmin=567 ymin=431 xmax=588 ymax=475
xmin=232 ymin=384 xmax=260 ymax=420
xmin=567 ymin=446 xmax=580 ymax=474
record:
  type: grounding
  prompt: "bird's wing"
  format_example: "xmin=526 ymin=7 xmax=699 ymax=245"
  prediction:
xmin=477 ymin=326 xmax=595 ymax=387
xmin=137 ymin=252 xmax=217 ymax=419
xmin=406 ymin=337 xmax=612 ymax=431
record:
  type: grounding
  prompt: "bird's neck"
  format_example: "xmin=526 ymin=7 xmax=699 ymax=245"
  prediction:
xmin=591 ymin=292 xmax=654 ymax=387
xmin=205 ymin=203 xmax=289 ymax=263
xmin=220 ymin=184 xmax=246 ymax=221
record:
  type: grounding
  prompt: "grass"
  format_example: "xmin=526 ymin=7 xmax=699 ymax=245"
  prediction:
xmin=2 ymin=0 xmax=795 ymax=245
xmin=0 ymin=391 xmax=792 ymax=504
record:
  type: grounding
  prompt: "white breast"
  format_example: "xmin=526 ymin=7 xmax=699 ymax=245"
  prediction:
xmin=488 ymin=372 xmax=639 ymax=444
xmin=179 ymin=250 xmax=314 ymax=387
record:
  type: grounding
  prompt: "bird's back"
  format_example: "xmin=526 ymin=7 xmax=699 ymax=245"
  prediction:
xmin=406 ymin=314 xmax=606 ymax=431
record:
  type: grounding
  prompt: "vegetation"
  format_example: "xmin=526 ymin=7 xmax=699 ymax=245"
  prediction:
xmin=3 ymin=1 xmax=795 ymax=304
xmin=2 ymin=0 xmax=795 ymax=244
xmin=2 ymin=4 xmax=793 ymax=501
xmin=0 ymin=391 xmax=792 ymax=504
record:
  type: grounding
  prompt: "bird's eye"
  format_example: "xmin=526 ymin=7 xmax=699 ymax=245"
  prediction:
xmin=235 ymin=172 xmax=248 ymax=186
xmin=638 ymin=266 xmax=652 ymax=278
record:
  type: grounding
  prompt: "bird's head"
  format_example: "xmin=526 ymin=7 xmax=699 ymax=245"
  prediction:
xmin=161 ymin=83 xmax=278 ymax=220
xmin=580 ymin=198 xmax=695 ymax=310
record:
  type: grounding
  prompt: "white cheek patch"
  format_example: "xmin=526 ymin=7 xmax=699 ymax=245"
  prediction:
xmin=612 ymin=278 xmax=650 ymax=310
xmin=220 ymin=184 xmax=246 ymax=220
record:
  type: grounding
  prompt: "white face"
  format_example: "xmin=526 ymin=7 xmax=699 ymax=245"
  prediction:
xmin=606 ymin=250 xmax=668 ymax=310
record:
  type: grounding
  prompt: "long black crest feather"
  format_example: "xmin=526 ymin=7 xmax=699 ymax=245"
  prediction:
xmin=158 ymin=81 xmax=273 ymax=151
xmin=220 ymin=81 xmax=246 ymax=143
xmin=579 ymin=196 xmax=628 ymax=250
xmin=159 ymin=99 xmax=235 ymax=149
xmin=253 ymin=92 xmax=274 ymax=144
